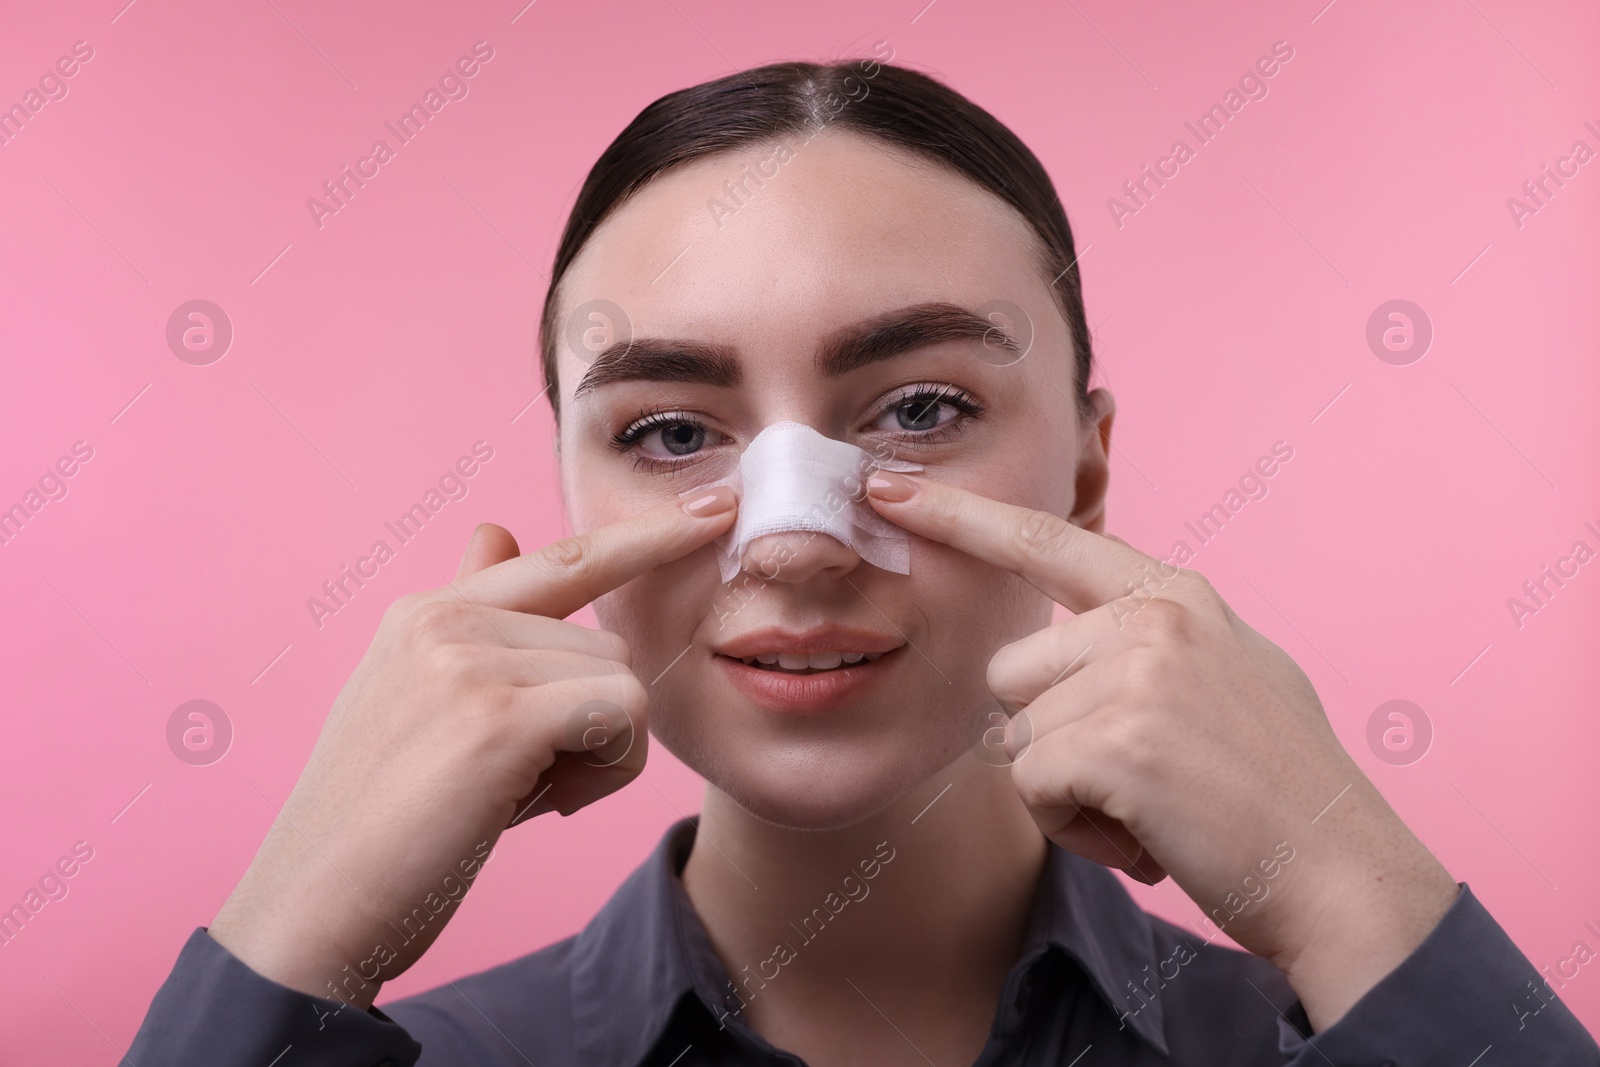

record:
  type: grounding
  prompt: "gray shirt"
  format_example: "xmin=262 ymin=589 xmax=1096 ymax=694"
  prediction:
xmin=126 ymin=816 xmax=1599 ymax=1065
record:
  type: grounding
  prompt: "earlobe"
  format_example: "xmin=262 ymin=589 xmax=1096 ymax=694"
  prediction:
xmin=1069 ymin=387 xmax=1116 ymax=533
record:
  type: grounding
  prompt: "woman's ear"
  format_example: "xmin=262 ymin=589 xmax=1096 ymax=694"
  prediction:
xmin=1068 ymin=387 xmax=1116 ymax=533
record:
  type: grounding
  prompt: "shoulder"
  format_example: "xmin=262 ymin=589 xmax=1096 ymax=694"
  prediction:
xmin=378 ymin=935 xmax=582 ymax=1065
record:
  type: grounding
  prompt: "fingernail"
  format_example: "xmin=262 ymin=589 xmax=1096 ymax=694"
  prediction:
xmin=866 ymin=471 xmax=916 ymax=502
xmin=682 ymin=485 xmax=736 ymax=517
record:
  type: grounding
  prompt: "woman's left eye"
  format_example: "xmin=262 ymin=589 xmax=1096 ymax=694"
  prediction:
xmin=869 ymin=385 xmax=983 ymax=437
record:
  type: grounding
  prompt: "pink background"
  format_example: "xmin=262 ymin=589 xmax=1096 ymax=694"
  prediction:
xmin=2 ymin=0 xmax=1596 ymax=1060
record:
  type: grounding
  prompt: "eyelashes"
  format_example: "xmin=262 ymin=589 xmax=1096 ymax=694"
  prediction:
xmin=608 ymin=411 xmax=721 ymax=474
xmin=608 ymin=384 xmax=986 ymax=474
xmin=608 ymin=410 xmax=701 ymax=450
xmin=881 ymin=382 xmax=987 ymax=431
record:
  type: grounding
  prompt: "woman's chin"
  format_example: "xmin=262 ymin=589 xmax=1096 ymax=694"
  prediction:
xmin=698 ymin=743 xmax=956 ymax=831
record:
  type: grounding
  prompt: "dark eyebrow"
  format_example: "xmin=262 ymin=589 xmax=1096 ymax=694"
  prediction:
xmin=572 ymin=301 xmax=1016 ymax=397
xmin=816 ymin=301 xmax=1018 ymax=377
xmin=574 ymin=338 xmax=740 ymax=398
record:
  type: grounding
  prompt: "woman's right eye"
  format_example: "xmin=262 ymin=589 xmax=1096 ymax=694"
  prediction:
xmin=610 ymin=412 xmax=726 ymax=470
xmin=639 ymin=420 xmax=709 ymax=458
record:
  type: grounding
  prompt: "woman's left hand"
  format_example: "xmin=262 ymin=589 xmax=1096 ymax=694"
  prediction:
xmin=864 ymin=470 xmax=1460 ymax=1032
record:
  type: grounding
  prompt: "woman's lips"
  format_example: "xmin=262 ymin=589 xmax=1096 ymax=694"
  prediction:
xmin=716 ymin=647 xmax=899 ymax=713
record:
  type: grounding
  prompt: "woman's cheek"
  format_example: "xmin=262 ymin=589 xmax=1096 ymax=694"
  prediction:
xmin=923 ymin=540 xmax=1051 ymax=647
xmin=593 ymin=560 xmax=712 ymax=660
xmin=561 ymin=453 xmax=652 ymax=531
xmin=575 ymin=492 xmax=644 ymax=532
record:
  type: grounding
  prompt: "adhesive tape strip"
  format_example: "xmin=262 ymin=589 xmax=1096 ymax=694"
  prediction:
xmin=679 ymin=421 xmax=923 ymax=583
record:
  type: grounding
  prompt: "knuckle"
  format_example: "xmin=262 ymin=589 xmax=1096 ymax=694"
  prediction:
xmin=539 ymin=533 xmax=593 ymax=575
xmin=985 ymin=644 xmax=1025 ymax=703
xmin=428 ymin=640 xmax=482 ymax=681
xmin=461 ymin=684 xmax=516 ymax=735
xmin=991 ymin=684 xmax=1030 ymax=716
xmin=1095 ymin=708 xmax=1146 ymax=773
xmin=609 ymin=673 xmax=649 ymax=718
xmin=1015 ymin=508 xmax=1071 ymax=558
xmin=1177 ymin=566 xmax=1220 ymax=603
xmin=408 ymin=597 xmax=468 ymax=642
xmin=1010 ymin=760 xmax=1059 ymax=812
xmin=1165 ymin=566 xmax=1232 ymax=626
xmin=1118 ymin=647 xmax=1167 ymax=692
xmin=1133 ymin=597 xmax=1191 ymax=641
xmin=596 ymin=629 xmax=633 ymax=666
xmin=577 ymin=654 xmax=632 ymax=680
xmin=384 ymin=591 xmax=427 ymax=626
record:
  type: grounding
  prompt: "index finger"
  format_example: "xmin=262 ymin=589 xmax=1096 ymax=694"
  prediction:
xmin=863 ymin=472 xmax=1168 ymax=614
xmin=452 ymin=487 xmax=737 ymax=619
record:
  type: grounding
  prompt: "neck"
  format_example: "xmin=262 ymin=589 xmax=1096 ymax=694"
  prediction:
xmin=681 ymin=754 xmax=1049 ymax=1045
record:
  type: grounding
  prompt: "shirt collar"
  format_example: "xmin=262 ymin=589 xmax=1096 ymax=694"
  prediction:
xmin=569 ymin=816 xmax=1170 ymax=1066
xmin=1025 ymin=838 xmax=1172 ymax=1056
xmin=569 ymin=818 xmax=704 ymax=1067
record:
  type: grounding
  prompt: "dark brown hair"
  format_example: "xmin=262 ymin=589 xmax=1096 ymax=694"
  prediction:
xmin=538 ymin=56 xmax=1095 ymax=421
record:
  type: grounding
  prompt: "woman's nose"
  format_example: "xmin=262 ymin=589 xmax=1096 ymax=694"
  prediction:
xmin=739 ymin=530 xmax=863 ymax=584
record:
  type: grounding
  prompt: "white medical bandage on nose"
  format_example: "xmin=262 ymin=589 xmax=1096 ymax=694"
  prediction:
xmin=680 ymin=421 xmax=923 ymax=583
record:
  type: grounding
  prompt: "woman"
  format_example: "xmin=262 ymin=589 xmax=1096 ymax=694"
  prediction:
xmin=129 ymin=56 xmax=1598 ymax=1065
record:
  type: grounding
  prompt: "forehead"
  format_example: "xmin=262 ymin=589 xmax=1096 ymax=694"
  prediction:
xmin=556 ymin=128 xmax=1047 ymax=361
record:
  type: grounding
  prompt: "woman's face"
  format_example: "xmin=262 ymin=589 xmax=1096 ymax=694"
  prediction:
xmin=554 ymin=128 xmax=1113 ymax=830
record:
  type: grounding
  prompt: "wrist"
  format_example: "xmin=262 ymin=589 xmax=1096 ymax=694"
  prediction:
xmin=1271 ymin=823 xmax=1458 ymax=1032
xmin=209 ymin=840 xmax=387 ymax=1009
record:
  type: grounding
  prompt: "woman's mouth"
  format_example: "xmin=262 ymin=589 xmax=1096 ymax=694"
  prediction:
xmin=735 ymin=651 xmax=886 ymax=673
xmin=713 ymin=625 xmax=904 ymax=712
xmin=716 ymin=647 xmax=899 ymax=713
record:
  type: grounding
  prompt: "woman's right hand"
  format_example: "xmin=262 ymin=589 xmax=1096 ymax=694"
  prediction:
xmin=206 ymin=488 xmax=737 ymax=1009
